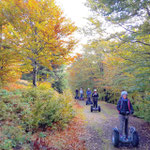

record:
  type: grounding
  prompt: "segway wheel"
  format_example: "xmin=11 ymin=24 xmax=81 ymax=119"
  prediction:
xmin=98 ymin=106 xmax=101 ymax=112
xmin=132 ymin=131 xmax=139 ymax=147
xmin=86 ymin=101 xmax=88 ymax=105
xmin=91 ymin=106 xmax=93 ymax=112
xmin=112 ymin=130 xmax=119 ymax=147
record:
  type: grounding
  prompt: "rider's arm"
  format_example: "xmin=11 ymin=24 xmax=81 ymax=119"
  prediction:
xmin=117 ymin=100 xmax=121 ymax=112
xmin=92 ymin=93 xmax=94 ymax=97
xmin=90 ymin=91 xmax=92 ymax=95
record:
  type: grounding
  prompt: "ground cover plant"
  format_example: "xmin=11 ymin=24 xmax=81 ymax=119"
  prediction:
xmin=0 ymin=83 xmax=76 ymax=149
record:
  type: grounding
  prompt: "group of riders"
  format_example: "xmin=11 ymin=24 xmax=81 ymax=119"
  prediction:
xmin=75 ymin=88 xmax=99 ymax=108
xmin=75 ymin=88 xmax=134 ymax=140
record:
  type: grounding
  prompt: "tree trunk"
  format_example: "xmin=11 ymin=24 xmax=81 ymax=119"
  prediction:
xmin=100 ymin=62 xmax=104 ymax=73
xmin=0 ymin=24 xmax=2 ymax=50
xmin=32 ymin=26 xmax=38 ymax=87
xmin=33 ymin=61 xmax=38 ymax=87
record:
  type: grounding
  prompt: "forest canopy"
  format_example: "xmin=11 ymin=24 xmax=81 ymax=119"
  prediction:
xmin=68 ymin=0 xmax=150 ymax=121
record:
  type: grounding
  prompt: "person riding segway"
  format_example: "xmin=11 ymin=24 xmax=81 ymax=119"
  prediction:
xmin=91 ymin=89 xmax=101 ymax=112
xmin=79 ymin=88 xmax=84 ymax=100
xmin=86 ymin=88 xmax=93 ymax=105
xmin=112 ymin=91 xmax=139 ymax=147
xmin=75 ymin=88 xmax=79 ymax=99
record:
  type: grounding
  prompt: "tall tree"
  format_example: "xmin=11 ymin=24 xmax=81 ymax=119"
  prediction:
xmin=1 ymin=0 xmax=77 ymax=86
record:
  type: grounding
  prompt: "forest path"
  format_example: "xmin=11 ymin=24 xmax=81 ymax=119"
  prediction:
xmin=77 ymin=100 xmax=150 ymax=150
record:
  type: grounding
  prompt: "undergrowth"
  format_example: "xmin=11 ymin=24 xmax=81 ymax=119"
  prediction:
xmin=0 ymin=83 xmax=75 ymax=149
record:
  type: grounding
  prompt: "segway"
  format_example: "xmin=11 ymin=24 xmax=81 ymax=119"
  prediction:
xmin=86 ymin=96 xmax=93 ymax=105
xmin=75 ymin=95 xmax=79 ymax=100
xmin=91 ymin=105 xmax=101 ymax=112
xmin=112 ymin=115 xmax=139 ymax=147
xmin=91 ymin=100 xmax=101 ymax=112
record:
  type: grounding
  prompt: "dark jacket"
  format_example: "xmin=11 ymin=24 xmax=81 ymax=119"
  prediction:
xmin=75 ymin=89 xmax=79 ymax=94
xmin=92 ymin=92 xmax=99 ymax=101
xmin=117 ymin=97 xmax=134 ymax=115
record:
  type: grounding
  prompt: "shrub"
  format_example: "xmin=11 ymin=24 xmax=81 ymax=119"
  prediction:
xmin=9 ymin=87 xmax=75 ymax=131
xmin=0 ymin=89 xmax=13 ymax=100
xmin=0 ymin=86 xmax=75 ymax=148
xmin=0 ymin=125 xmax=31 ymax=150
xmin=38 ymin=82 xmax=52 ymax=90
xmin=21 ymin=88 xmax=75 ymax=130
xmin=12 ymin=89 xmax=22 ymax=96
xmin=0 ymin=89 xmax=10 ymax=96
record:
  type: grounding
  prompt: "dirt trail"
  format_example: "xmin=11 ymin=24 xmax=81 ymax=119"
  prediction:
xmin=78 ymin=101 xmax=150 ymax=150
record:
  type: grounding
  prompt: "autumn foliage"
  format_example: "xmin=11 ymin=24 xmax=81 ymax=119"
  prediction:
xmin=0 ymin=0 xmax=77 ymax=87
xmin=33 ymin=116 xmax=86 ymax=150
xmin=32 ymin=103 xmax=86 ymax=150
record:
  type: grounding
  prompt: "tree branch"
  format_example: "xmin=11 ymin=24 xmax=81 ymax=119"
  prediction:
xmin=134 ymin=40 xmax=150 ymax=47
xmin=118 ymin=23 xmax=137 ymax=34
xmin=146 ymin=6 xmax=150 ymax=17
xmin=116 ymin=35 xmax=150 ymax=47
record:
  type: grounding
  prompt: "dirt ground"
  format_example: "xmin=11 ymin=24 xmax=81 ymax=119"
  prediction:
xmin=78 ymin=100 xmax=150 ymax=150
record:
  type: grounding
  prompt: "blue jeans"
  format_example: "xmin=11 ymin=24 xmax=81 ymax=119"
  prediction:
xmin=80 ymin=93 xmax=83 ymax=99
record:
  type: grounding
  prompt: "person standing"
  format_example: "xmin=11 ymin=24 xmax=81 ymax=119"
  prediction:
xmin=80 ymin=88 xmax=84 ymax=100
xmin=75 ymin=88 xmax=79 ymax=99
xmin=117 ymin=91 xmax=134 ymax=138
xmin=86 ymin=88 xmax=92 ymax=102
xmin=92 ymin=89 xmax=99 ymax=108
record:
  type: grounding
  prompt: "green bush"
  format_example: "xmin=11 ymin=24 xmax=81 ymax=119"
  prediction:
xmin=21 ymin=88 xmax=75 ymax=130
xmin=0 ymin=88 xmax=75 ymax=130
xmin=12 ymin=89 xmax=22 ymax=96
xmin=129 ymin=92 xmax=150 ymax=122
xmin=0 ymin=125 xmax=31 ymax=150
xmin=0 ymin=102 xmax=12 ymax=121
xmin=38 ymin=89 xmax=75 ymax=129
xmin=0 ymin=87 xmax=75 ymax=149
xmin=0 ymin=87 xmax=74 ymax=131
xmin=21 ymin=85 xmax=54 ymax=103
xmin=0 ymin=89 xmax=11 ymax=96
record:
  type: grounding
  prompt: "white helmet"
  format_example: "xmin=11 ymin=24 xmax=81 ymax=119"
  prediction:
xmin=121 ymin=91 xmax=128 ymax=96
